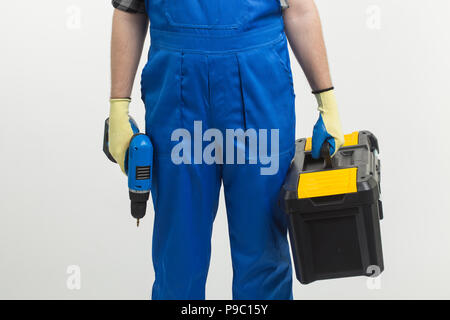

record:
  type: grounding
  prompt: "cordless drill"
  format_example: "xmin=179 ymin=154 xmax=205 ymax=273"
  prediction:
xmin=103 ymin=117 xmax=153 ymax=227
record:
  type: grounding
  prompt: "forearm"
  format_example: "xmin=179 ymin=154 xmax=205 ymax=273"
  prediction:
xmin=283 ymin=0 xmax=332 ymax=91
xmin=111 ymin=9 xmax=148 ymax=98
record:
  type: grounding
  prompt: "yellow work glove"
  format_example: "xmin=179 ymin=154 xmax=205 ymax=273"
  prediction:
xmin=311 ymin=88 xmax=345 ymax=159
xmin=108 ymin=98 xmax=134 ymax=174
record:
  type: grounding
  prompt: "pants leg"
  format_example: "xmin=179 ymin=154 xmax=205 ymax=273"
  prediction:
xmin=213 ymin=37 xmax=296 ymax=300
xmin=142 ymin=49 xmax=222 ymax=299
xmin=151 ymin=157 xmax=221 ymax=300
xmin=223 ymin=151 xmax=294 ymax=300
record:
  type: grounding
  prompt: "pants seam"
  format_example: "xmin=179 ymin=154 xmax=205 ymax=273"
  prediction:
xmin=179 ymin=50 xmax=185 ymax=129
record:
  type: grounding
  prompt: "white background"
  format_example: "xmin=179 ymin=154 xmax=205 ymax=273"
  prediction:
xmin=1 ymin=0 xmax=450 ymax=299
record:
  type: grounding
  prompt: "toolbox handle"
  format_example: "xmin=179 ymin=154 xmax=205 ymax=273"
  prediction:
xmin=320 ymin=142 xmax=333 ymax=169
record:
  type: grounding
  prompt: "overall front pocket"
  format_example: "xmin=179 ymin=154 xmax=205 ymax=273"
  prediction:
xmin=141 ymin=48 xmax=184 ymax=156
xmin=164 ymin=0 xmax=248 ymax=29
xmin=236 ymin=41 xmax=296 ymax=154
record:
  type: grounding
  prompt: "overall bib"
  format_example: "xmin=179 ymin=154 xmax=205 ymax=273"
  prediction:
xmin=142 ymin=0 xmax=296 ymax=300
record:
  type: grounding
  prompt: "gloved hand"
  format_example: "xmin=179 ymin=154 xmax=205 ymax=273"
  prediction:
xmin=311 ymin=88 xmax=345 ymax=159
xmin=108 ymin=98 xmax=134 ymax=174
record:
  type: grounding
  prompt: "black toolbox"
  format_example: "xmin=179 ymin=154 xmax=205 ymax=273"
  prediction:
xmin=280 ymin=131 xmax=384 ymax=284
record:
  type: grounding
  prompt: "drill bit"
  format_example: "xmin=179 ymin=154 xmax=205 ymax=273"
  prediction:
xmin=137 ymin=219 xmax=140 ymax=227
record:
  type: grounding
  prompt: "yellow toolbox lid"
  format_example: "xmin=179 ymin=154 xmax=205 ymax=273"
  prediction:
xmin=297 ymin=167 xmax=358 ymax=199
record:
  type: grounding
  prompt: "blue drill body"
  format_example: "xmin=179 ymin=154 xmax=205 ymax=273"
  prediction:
xmin=127 ymin=133 xmax=153 ymax=193
xmin=126 ymin=133 xmax=153 ymax=225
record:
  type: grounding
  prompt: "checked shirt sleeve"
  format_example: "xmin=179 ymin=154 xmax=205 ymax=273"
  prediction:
xmin=112 ymin=0 xmax=146 ymax=14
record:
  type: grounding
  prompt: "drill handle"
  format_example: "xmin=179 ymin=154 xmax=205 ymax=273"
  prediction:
xmin=321 ymin=141 xmax=333 ymax=169
xmin=103 ymin=117 xmax=140 ymax=165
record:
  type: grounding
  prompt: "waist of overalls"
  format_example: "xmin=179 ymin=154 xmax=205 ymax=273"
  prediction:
xmin=149 ymin=23 xmax=285 ymax=53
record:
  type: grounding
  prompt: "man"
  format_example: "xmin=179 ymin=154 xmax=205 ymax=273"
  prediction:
xmin=109 ymin=0 xmax=344 ymax=300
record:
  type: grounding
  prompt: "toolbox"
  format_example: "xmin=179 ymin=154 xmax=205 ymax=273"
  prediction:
xmin=280 ymin=131 xmax=384 ymax=284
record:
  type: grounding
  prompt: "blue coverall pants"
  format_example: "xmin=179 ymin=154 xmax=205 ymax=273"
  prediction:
xmin=142 ymin=0 xmax=296 ymax=300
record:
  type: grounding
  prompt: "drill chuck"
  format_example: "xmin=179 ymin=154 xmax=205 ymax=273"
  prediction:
xmin=130 ymin=191 xmax=150 ymax=225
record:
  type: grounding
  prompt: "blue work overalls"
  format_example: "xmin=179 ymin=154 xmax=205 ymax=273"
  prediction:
xmin=141 ymin=0 xmax=296 ymax=300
